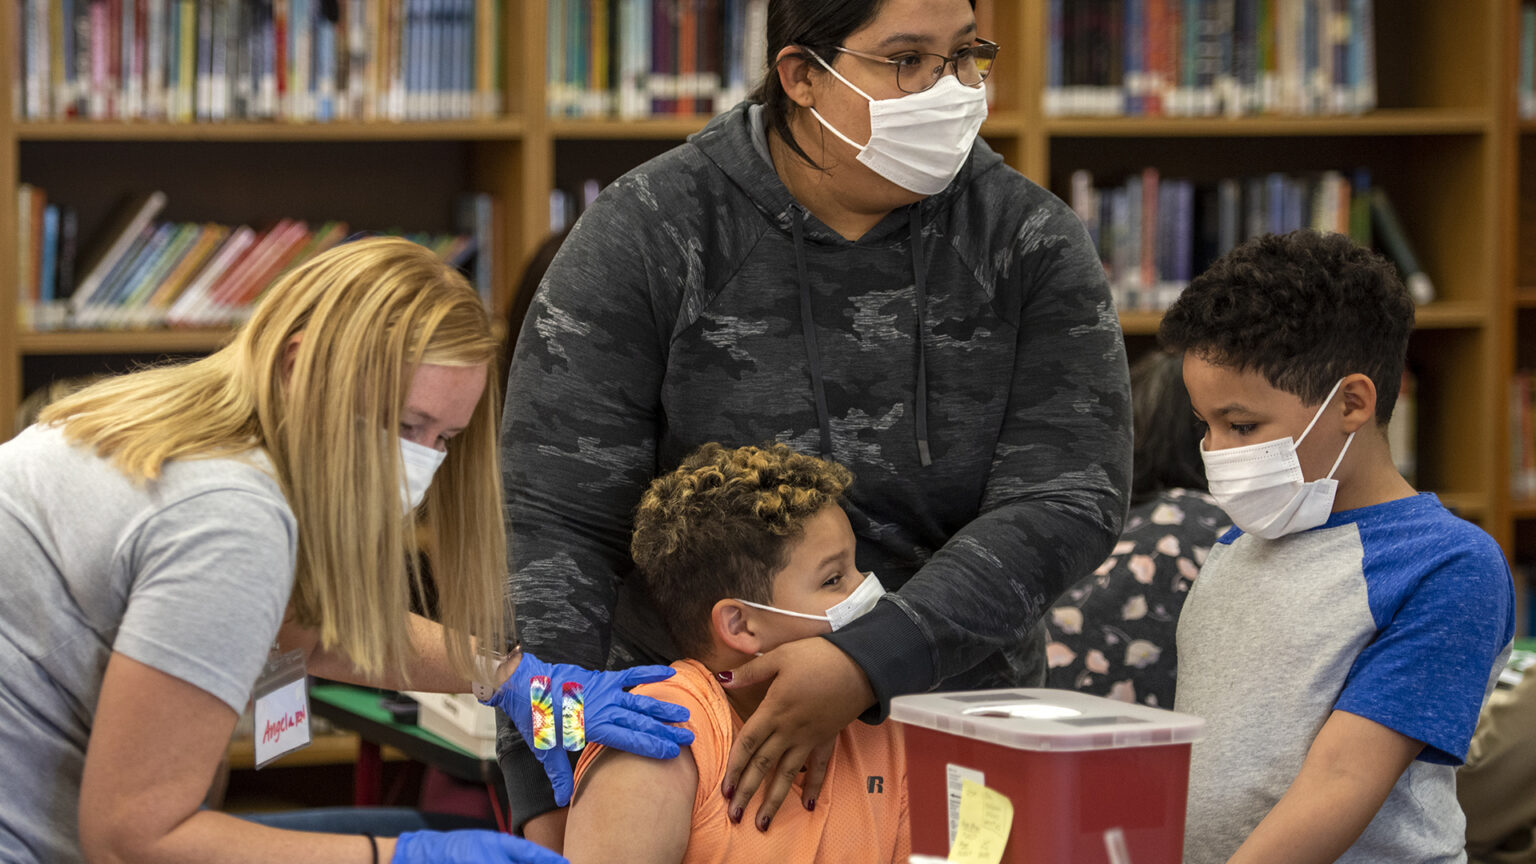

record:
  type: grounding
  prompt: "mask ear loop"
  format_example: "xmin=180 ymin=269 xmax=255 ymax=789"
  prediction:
xmin=1296 ymin=377 xmax=1348 ymax=446
xmin=802 ymin=48 xmax=876 ymax=153
xmin=1296 ymin=378 xmax=1355 ymax=481
xmin=734 ymin=599 xmax=832 ymax=623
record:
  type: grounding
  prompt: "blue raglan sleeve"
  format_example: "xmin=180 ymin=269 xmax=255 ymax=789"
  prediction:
xmin=1334 ymin=522 xmax=1515 ymax=765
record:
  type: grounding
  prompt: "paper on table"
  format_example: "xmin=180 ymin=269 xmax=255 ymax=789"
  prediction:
xmin=946 ymin=779 xmax=1013 ymax=864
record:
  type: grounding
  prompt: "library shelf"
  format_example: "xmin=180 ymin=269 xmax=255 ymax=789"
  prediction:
xmin=1044 ymin=109 xmax=1492 ymax=139
xmin=17 ymin=329 xmax=237 ymax=355
xmin=1117 ymin=303 xmax=1487 ymax=339
xmin=548 ymin=117 xmax=711 ymax=140
xmin=1510 ymin=500 xmax=1536 ymax=522
xmin=15 ymin=120 xmax=527 ymax=143
xmin=226 ymin=732 xmax=409 ymax=771
xmin=1438 ymin=492 xmax=1488 ymax=522
xmin=547 ymin=109 xmax=1027 ymax=141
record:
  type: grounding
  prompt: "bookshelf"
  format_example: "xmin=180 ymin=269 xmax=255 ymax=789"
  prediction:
xmin=0 ymin=0 xmax=1522 ymax=566
xmin=1508 ymin=0 xmax=1536 ymax=599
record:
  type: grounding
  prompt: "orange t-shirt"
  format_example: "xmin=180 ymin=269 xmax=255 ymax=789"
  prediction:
xmin=574 ymin=659 xmax=910 ymax=864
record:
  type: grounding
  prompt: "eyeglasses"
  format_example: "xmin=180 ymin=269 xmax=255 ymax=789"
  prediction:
xmin=829 ymin=39 xmax=1000 ymax=94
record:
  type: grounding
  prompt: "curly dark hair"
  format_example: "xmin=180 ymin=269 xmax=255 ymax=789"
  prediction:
xmin=631 ymin=442 xmax=853 ymax=657
xmin=1158 ymin=230 xmax=1414 ymax=424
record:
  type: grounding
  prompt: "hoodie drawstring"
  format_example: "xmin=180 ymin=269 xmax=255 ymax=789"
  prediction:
xmin=789 ymin=205 xmax=933 ymax=468
xmin=792 ymin=211 xmax=835 ymax=459
xmin=909 ymin=205 xmax=933 ymax=467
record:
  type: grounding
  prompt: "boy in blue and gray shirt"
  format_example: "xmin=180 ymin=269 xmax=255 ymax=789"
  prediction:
xmin=1160 ymin=230 xmax=1514 ymax=863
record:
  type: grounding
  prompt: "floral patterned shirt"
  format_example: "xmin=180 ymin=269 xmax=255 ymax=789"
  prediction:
xmin=1045 ymin=488 xmax=1228 ymax=708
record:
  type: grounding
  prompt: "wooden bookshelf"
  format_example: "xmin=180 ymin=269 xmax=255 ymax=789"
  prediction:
xmin=0 ymin=0 xmax=1522 ymax=565
xmin=226 ymin=731 xmax=409 ymax=771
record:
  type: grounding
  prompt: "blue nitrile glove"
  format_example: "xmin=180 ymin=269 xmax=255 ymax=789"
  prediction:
xmin=392 ymin=829 xmax=568 ymax=864
xmin=480 ymin=651 xmax=694 ymax=807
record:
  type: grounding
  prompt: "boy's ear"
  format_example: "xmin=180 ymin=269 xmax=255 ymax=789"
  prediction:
xmin=1338 ymin=373 xmax=1378 ymax=434
xmin=710 ymin=599 xmax=767 ymax=656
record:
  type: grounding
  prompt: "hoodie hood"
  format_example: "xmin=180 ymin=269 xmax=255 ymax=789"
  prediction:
xmin=687 ymin=102 xmax=1007 ymax=465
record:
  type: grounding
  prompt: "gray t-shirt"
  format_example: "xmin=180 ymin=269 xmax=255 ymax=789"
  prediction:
xmin=1177 ymin=494 xmax=1514 ymax=863
xmin=0 ymin=423 xmax=297 ymax=862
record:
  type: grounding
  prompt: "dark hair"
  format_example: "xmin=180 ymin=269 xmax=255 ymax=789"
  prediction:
xmin=1158 ymin=230 xmax=1413 ymax=425
xmin=630 ymin=442 xmax=852 ymax=657
xmin=750 ymin=0 xmax=975 ymax=168
xmin=1130 ymin=350 xmax=1206 ymax=504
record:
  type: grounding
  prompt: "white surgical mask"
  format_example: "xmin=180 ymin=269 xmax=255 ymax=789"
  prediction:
xmin=805 ymin=51 xmax=988 ymax=196
xmin=737 ymin=572 xmax=886 ymax=631
xmin=399 ymin=437 xmax=447 ymax=515
xmin=1200 ymin=378 xmax=1356 ymax=540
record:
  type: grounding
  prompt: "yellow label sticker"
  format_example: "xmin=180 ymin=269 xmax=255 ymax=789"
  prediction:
xmin=947 ymin=779 xmax=1013 ymax=864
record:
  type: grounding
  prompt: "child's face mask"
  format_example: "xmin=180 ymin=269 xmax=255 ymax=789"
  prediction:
xmin=1200 ymin=378 xmax=1355 ymax=539
xmin=735 ymin=572 xmax=886 ymax=631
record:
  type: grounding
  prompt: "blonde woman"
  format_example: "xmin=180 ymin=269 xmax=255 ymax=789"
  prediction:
xmin=0 ymin=238 xmax=690 ymax=864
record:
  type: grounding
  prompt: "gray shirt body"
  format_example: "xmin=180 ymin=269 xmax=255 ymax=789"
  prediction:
xmin=0 ymin=424 xmax=296 ymax=862
xmin=1177 ymin=495 xmax=1514 ymax=863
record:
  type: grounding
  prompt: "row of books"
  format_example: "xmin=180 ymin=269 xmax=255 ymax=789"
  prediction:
xmin=544 ymin=0 xmax=1002 ymax=118
xmin=1046 ymin=0 xmax=1378 ymax=118
xmin=14 ymin=0 xmax=502 ymax=122
xmin=1521 ymin=3 xmax=1536 ymax=120
xmin=16 ymin=187 xmax=497 ymax=330
xmin=1068 ymin=167 xmax=1431 ymax=312
xmin=1512 ymin=372 xmax=1536 ymax=502
xmin=547 ymin=0 xmax=766 ymax=118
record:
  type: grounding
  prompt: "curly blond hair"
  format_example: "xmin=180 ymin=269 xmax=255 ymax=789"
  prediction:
xmin=631 ymin=442 xmax=853 ymax=656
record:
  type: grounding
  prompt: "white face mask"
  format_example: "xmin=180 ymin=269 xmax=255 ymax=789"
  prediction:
xmin=1200 ymin=378 xmax=1356 ymax=540
xmin=804 ymin=51 xmax=988 ymax=196
xmin=399 ymin=437 xmax=447 ymax=515
xmin=737 ymin=572 xmax=886 ymax=631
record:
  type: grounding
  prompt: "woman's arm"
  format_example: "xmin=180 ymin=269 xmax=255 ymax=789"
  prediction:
xmin=563 ymin=747 xmax=697 ymax=864
xmin=280 ymin=612 xmax=487 ymax=692
xmin=79 ymin=652 xmax=392 ymax=864
xmin=498 ymin=175 xmax=679 ymax=833
xmin=825 ymin=199 xmax=1133 ymax=704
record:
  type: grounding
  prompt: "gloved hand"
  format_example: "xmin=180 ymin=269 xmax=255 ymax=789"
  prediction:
xmin=481 ymin=652 xmax=694 ymax=806
xmin=392 ymin=829 xmax=568 ymax=864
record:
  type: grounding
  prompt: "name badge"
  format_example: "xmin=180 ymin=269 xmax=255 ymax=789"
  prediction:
xmin=253 ymin=649 xmax=312 ymax=769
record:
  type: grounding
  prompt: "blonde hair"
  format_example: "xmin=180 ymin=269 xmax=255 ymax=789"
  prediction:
xmin=630 ymin=442 xmax=852 ymax=656
xmin=41 ymin=237 xmax=507 ymax=684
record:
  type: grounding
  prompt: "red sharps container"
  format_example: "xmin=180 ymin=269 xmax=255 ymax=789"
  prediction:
xmin=891 ymin=689 xmax=1206 ymax=864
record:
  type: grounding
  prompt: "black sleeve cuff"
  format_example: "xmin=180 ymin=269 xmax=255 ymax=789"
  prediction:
xmin=822 ymin=599 xmax=935 ymax=723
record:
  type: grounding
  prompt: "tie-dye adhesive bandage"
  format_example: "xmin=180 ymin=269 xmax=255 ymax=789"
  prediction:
xmin=530 ymin=675 xmax=555 ymax=750
xmin=561 ymin=682 xmax=586 ymax=750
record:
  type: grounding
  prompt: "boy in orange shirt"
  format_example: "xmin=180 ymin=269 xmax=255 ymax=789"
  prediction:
xmin=564 ymin=442 xmax=909 ymax=864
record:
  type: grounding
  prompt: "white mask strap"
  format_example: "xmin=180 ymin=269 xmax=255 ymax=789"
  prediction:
xmin=735 ymin=599 xmax=831 ymax=622
xmin=805 ymin=48 xmax=876 ymax=103
xmin=1325 ymin=431 xmax=1356 ymax=480
xmin=1296 ymin=377 xmax=1347 ymax=445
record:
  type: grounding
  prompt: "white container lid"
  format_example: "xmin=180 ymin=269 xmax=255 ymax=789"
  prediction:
xmin=891 ymin=688 xmax=1206 ymax=753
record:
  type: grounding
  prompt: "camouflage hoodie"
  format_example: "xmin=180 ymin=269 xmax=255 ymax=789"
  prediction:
xmin=498 ymin=102 xmax=1131 ymax=820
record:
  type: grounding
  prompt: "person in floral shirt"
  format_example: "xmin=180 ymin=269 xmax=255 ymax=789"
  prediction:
xmin=1046 ymin=351 xmax=1228 ymax=707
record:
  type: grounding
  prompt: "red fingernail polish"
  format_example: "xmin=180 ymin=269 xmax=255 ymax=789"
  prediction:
xmin=714 ymin=670 xmax=733 ymax=683
xmin=722 ymin=784 xmax=735 ymax=799
xmin=730 ymin=807 xmax=743 ymax=823
xmin=805 ymin=798 xmax=816 ymax=811
xmin=758 ymin=815 xmax=772 ymax=831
